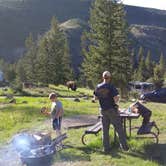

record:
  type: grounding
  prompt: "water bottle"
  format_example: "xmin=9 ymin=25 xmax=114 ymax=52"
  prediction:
xmin=128 ymin=107 xmax=131 ymax=113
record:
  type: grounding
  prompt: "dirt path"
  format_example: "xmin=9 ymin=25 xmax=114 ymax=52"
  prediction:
xmin=36 ymin=114 xmax=99 ymax=134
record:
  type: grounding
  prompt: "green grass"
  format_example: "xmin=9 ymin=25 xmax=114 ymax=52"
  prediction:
xmin=0 ymin=85 xmax=94 ymax=97
xmin=0 ymin=96 xmax=166 ymax=166
xmin=0 ymin=87 xmax=13 ymax=96
xmin=49 ymin=84 xmax=93 ymax=97
xmin=54 ymin=127 xmax=164 ymax=166
xmin=0 ymin=96 xmax=98 ymax=143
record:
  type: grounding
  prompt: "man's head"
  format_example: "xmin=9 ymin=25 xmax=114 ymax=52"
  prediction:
xmin=102 ymin=71 xmax=111 ymax=81
xmin=49 ymin=92 xmax=57 ymax=101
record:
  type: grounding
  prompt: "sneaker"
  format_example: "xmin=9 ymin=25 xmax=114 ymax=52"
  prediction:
xmin=137 ymin=125 xmax=146 ymax=135
xmin=137 ymin=124 xmax=152 ymax=134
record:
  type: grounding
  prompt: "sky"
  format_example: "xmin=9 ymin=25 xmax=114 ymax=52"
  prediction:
xmin=122 ymin=0 xmax=166 ymax=10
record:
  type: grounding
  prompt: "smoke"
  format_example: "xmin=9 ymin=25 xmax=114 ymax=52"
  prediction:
xmin=0 ymin=133 xmax=40 ymax=166
xmin=0 ymin=144 xmax=22 ymax=166
xmin=12 ymin=133 xmax=34 ymax=153
xmin=0 ymin=132 xmax=66 ymax=166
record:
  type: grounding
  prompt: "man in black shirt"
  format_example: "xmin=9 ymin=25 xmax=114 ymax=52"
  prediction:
xmin=94 ymin=71 xmax=129 ymax=153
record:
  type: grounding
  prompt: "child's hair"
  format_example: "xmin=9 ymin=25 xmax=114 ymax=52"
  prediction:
xmin=49 ymin=92 xmax=57 ymax=99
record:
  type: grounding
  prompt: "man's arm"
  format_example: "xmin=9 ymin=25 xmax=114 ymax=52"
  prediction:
xmin=113 ymin=95 xmax=120 ymax=104
xmin=92 ymin=89 xmax=98 ymax=102
xmin=94 ymin=95 xmax=98 ymax=100
xmin=41 ymin=107 xmax=51 ymax=115
xmin=113 ymin=95 xmax=120 ymax=110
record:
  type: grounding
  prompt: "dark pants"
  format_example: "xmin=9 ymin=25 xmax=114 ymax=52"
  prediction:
xmin=101 ymin=108 xmax=128 ymax=151
xmin=137 ymin=111 xmax=152 ymax=134
xmin=142 ymin=111 xmax=152 ymax=126
xmin=52 ymin=117 xmax=62 ymax=130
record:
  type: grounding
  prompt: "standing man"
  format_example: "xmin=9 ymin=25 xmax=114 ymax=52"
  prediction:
xmin=94 ymin=71 xmax=129 ymax=153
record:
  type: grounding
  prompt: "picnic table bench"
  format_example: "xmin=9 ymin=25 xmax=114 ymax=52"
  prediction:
xmin=81 ymin=121 xmax=102 ymax=145
xmin=132 ymin=121 xmax=160 ymax=144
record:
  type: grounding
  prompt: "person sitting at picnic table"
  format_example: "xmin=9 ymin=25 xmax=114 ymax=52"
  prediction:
xmin=129 ymin=101 xmax=152 ymax=134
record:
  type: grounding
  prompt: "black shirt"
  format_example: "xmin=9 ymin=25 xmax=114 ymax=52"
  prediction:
xmin=94 ymin=82 xmax=119 ymax=110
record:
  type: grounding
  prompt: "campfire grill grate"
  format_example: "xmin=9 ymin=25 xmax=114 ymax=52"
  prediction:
xmin=11 ymin=132 xmax=67 ymax=166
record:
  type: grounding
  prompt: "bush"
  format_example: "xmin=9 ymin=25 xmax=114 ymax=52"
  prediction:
xmin=10 ymin=79 xmax=23 ymax=93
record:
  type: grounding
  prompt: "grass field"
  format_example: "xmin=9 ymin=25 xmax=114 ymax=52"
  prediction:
xmin=0 ymin=85 xmax=93 ymax=97
xmin=0 ymin=89 xmax=166 ymax=165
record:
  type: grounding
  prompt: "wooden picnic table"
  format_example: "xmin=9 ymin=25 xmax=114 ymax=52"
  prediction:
xmin=82 ymin=110 xmax=159 ymax=145
xmin=81 ymin=111 xmax=140 ymax=145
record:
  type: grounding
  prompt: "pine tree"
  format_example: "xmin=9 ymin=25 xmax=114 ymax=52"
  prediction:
xmin=137 ymin=55 xmax=146 ymax=81
xmin=82 ymin=0 xmax=131 ymax=94
xmin=145 ymin=50 xmax=153 ymax=80
xmin=14 ymin=33 xmax=37 ymax=84
xmin=159 ymin=52 xmax=165 ymax=76
xmin=153 ymin=64 xmax=164 ymax=89
xmin=36 ymin=17 xmax=73 ymax=85
xmin=23 ymin=33 xmax=38 ymax=82
xmin=36 ymin=37 xmax=50 ymax=85
xmin=3 ymin=63 xmax=16 ymax=83
xmin=137 ymin=46 xmax=144 ymax=64
xmin=0 ymin=59 xmax=5 ymax=71
xmin=16 ymin=59 xmax=27 ymax=82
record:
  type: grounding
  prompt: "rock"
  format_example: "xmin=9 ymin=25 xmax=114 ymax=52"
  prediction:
xmin=39 ymin=90 xmax=44 ymax=94
xmin=82 ymin=96 xmax=89 ymax=100
xmin=22 ymin=101 xmax=28 ymax=104
xmin=9 ymin=98 xmax=16 ymax=104
xmin=74 ymin=98 xmax=80 ymax=102
xmin=6 ymin=94 xmax=13 ymax=99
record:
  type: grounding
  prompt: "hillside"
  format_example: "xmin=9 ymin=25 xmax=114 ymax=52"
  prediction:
xmin=0 ymin=0 xmax=166 ymax=72
xmin=0 ymin=0 xmax=91 ymax=62
xmin=130 ymin=24 xmax=166 ymax=61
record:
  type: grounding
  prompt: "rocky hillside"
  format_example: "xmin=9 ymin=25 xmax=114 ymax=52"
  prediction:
xmin=0 ymin=0 xmax=166 ymax=71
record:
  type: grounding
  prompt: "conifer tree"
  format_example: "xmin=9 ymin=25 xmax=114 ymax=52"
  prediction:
xmin=137 ymin=46 xmax=144 ymax=64
xmin=3 ymin=63 xmax=16 ymax=83
xmin=159 ymin=52 xmax=165 ymax=76
xmin=23 ymin=33 xmax=38 ymax=82
xmin=36 ymin=17 xmax=73 ymax=85
xmin=137 ymin=55 xmax=146 ymax=81
xmin=0 ymin=59 xmax=5 ymax=71
xmin=16 ymin=59 xmax=27 ymax=82
xmin=145 ymin=50 xmax=153 ymax=80
xmin=153 ymin=64 xmax=164 ymax=89
xmin=82 ymin=0 xmax=131 ymax=94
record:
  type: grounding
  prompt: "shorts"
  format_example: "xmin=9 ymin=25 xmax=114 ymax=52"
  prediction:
xmin=52 ymin=117 xmax=62 ymax=130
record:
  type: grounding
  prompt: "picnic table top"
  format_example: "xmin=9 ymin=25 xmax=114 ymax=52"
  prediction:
xmin=119 ymin=110 xmax=140 ymax=118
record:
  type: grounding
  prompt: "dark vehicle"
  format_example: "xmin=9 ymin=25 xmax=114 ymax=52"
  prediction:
xmin=140 ymin=88 xmax=166 ymax=103
xmin=128 ymin=81 xmax=154 ymax=94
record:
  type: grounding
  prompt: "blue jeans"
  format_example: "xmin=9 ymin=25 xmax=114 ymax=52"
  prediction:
xmin=52 ymin=117 xmax=62 ymax=130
